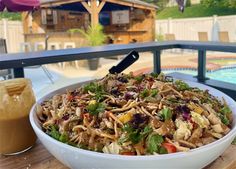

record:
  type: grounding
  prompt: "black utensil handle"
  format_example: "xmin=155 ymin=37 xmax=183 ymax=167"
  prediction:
xmin=109 ymin=50 xmax=139 ymax=74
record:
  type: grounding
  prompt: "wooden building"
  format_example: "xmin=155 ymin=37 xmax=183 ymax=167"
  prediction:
xmin=22 ymin=0 xmax=157 ymax=49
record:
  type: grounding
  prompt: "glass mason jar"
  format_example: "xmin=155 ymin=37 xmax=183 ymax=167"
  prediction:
xmin=0 ymin=78 xmax=37 ymax=155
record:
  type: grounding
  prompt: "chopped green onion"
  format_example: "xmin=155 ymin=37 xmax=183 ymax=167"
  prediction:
xmin=175 ymin=80 xmax=190 ymax=90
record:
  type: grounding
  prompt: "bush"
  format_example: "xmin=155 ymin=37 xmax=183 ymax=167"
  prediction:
xmin=156 ymin=34 xmax=164 ymax=41
xmin=0 ymin=12 xmax=21 ymax=20
xmin=186 ymin=0 xmax=191 ymax=7
xmin=201 ymin=0 xmax=236 ymax=8
xmin=67 ymin=24 xmax=106 ymax=46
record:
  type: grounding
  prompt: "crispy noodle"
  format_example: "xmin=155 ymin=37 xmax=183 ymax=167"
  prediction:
xmin=37 ymin=73 xmax=233 ymax=155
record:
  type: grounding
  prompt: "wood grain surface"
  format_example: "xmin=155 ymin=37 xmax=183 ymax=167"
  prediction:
xmin=0 ymin=140 xmax=235 ymax=169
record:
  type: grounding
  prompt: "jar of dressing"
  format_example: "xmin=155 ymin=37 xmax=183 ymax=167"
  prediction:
xmin=0 ymin=78 xmax=37 ymax=155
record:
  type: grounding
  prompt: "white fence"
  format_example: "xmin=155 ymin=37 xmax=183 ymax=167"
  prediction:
xmin=0 ymin=19 xmax=24 ymax=53
xmin=1 ymin=15 xmax=236 ymax=53
xmin=156 ymin=15 xmax=236 ymax=42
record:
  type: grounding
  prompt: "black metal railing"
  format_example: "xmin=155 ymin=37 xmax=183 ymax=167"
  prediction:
xmin=0 ymin=41 xmax=236 ymax=99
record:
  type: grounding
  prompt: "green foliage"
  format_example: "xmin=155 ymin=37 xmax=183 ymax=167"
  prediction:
xmin=201 ymin=0 xmax=236 ymax=8
xmin=0 ymin=12 xmax=21 ymax=21
xmin=68 ymin=24 xmax=106 ymax=46
xmin=186 ymin=0 xmax=192 ymax=7
xmin=157 ymin=4 xmax=236 ymax=19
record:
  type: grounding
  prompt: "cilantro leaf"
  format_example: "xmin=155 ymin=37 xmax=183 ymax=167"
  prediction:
xmin=140 ymin=89 xmax=159 ymax=99
xmin=140 ymin=89 xmax=149 ymax=98
xmin=47 ymin=125 xmax=70 ymax=143
xmin=122 ymin=124 xmax=141 ymax=144
xmin=59 ymin=133 xmax=69 ymax=143
xmin=135 ymin=75 xmax=144 ymax=83
xmin=86 ymin=102 xmax=105 ymax=116
xmin=83 ymin=82 xmax=106 ymax=101
xmin=140 ymin=126 xmax=153 ymax=137
xmin=151 ymin=72 xmax=159 ymax=78
xmin=84 ymin=82 xmax=101 ymax=93
xmin=48 ymin=125 xmax=61 ymax=140
xmin=118 ymin=136 xmax=129 ymax=145
xmin=122 ymin=123 xmax=133 ymax=133
xmin=159 ymin=146 xmax=168 ymax=154
xmin=147 ymin=134 xmax=164 ymax=154
xmin=129 ymin=131 xmax=142 ymax=144
xmin=160 ymin=108 xmax=172 ymax=121
xmin=150 ymin=89 xmax=158 ymax=97
xmin=122 ymin=124 xmax=152 ymax=144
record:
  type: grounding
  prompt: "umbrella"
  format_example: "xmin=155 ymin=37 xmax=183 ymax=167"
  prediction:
xmin=0 ymin=0 xmax=40 ymax=12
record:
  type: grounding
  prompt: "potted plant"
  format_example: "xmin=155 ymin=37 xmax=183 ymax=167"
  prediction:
xmin=68 ymin=24 xmax=106 ymax=70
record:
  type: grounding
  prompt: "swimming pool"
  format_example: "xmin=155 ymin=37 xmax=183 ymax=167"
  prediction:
xmin=164 ymin=68 xmax=236 ymax=84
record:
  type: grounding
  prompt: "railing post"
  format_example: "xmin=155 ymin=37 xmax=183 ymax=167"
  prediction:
xmin=153 ymin=50 xmax=161 ymax=74
xmin=13 ymin=68 xmax=25 ymax=78
xmin=197 ymin=50 xmax=207 ymax=82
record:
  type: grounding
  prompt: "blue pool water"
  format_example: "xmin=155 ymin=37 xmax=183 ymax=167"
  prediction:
xmin=164 ymin=68 xmax=236 ymax=84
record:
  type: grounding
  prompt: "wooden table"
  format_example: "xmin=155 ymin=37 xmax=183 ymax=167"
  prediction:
xmin=1 ymin=140 xmax=236 ymax=169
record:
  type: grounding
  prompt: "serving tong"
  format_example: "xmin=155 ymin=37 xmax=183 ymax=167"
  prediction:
xmin=109 ymin=51 xmax=139 ymax=74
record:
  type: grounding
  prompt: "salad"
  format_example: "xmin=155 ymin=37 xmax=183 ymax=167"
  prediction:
xmin=37 ymin=73 xmax=233 ymax=155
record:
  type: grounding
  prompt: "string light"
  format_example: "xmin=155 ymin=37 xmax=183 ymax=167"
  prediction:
xmin=96 ymin=0 xmax=100 ymax=7
xmin=87 ymin=0 xmax=100 ymax=7
xmin=87 ymin=0 xmax=91 ymax=7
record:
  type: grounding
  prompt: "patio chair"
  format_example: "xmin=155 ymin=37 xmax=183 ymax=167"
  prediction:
xmin=0 ymin=38 xmax=13 ymax=80
xmin=20 ymin=42 xmax=32 ymax=52
xmin=164 ymin=34 xmax=185 ymax=53
xmin=218 ymin=31 xmax=230 ymax=43
xmin=198 ymin=32 xmax=208 ymax=42
xmin=19 ymin=42 xmax=54 ymax=84
xmin=63 ymin=42 xmax=77 ymax=69
xmin=34 ymin=42 xmax=46 ymax=51
xmin=48 ymin=42 xmax=64 ymax=68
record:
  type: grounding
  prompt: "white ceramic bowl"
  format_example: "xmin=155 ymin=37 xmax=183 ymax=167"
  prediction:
xmin=30 ymin=81 xmax=236 ymax=169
